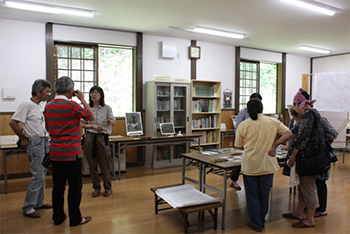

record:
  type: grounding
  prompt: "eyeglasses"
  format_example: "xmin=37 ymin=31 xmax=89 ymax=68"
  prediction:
xmin=90 ymin=91 xmax=100 ymax=95
xmin=44 ymin=90 xmax=51 ymax=95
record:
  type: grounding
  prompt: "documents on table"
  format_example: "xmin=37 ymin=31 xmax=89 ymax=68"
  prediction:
xmin=156 ymin=184 xmax=219 ymax=208
xmin=199 ymin=148 xmax=243 ymax=156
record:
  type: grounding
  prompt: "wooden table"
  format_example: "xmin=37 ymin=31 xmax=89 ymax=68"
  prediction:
xmin=0 ymin=144 xmax=26 ymax=194
xmin=181 ymin=151 xmax=241 ymax=230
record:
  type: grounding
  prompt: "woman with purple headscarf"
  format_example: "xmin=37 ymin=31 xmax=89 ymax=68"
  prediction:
xmin=282 ymin=88 xmax=326 ymax=228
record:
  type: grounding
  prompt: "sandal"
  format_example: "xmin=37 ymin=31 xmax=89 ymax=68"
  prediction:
xmin=79 ymin=216 xmax=92 ymax=225
xmin=282 ymin=212 xmax=303 ymax=220
xmin=229 ymin=182 xmax=241 ymax=190
xmin=292 ymin=220 xmax=315 ymax=228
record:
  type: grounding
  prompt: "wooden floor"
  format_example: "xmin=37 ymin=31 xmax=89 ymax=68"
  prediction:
xmin=1 ymin=153 xmax=349 ymax=234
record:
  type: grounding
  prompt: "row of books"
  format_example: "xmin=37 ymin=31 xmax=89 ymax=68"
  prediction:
xmin=156 ymin=86 xmax=185 ymax=96
xmin=193 ymin=86 xmax=217 ymax=97
xmin=157 ymin=100 xmax=170 ymax=110
xmin=157 ymin=148 xmax=170 ymax=160
xmin=194 ymin=130 xmax=217 ymax=144
xmin=192 ymin=99 xmax=217 ymax=113
xmin=157 ymin=86 xmax=170 ymax=96
xmin=156 ymin=116 xmax=166 ymax=127
xmin=174 ymin=87 xmax=185 ymax=96
xmin=174 ymin=99 xmax=182 ymax=110
xmin=192 ymin=115 xmax=217 ymax=129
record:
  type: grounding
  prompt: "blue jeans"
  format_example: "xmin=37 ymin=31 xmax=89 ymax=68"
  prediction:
xmin=243 ymin=174 xmax=274 ymax=230
xmin=22 ymin=137 xmax=49 ymax=214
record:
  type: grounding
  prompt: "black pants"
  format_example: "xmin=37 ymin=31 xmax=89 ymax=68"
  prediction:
xmin=316 ymin=179 xmax=327 ymax=212
xmin=52 ymin=158 xmax=83 ymax=226
xmin=230 ymin=166 xmax=241 ymax=181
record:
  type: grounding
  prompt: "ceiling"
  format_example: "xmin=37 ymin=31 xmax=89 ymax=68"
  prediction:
xmin=1 ymin=0 xmax=349 ymax=58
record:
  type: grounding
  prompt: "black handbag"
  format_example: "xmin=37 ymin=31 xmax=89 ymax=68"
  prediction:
xmin=42 ymin=153 xmax=50 ymax=168
xmin=296 ymin=146 xmax=330 ymax=176
xmin=42 ymin=140 xmax=50 ymax=168
xmin=295 ymin=110 xmax=330 ymax=176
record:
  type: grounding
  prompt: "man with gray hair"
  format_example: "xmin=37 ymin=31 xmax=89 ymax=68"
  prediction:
xmin=9 ymin=79 xmax=53 ymax=218
xmin=44 ymin=76 xmax=94 ymax=226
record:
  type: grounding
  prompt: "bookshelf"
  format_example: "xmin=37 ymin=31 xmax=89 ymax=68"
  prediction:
xmin=190 ymin=80 xmax=221 ymax=150
xmin=145 ymin=81 xmax=190 ymax=168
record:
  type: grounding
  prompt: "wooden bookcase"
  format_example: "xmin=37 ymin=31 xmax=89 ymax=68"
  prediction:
xmin=190 ymin=80 xmax=221 ymax=150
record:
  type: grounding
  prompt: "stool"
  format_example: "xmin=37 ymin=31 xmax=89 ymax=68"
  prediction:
xmin=150 ymin=184 xmax=223 ymax=234
xmin=178 ymin=202 xmax=223 ymax=234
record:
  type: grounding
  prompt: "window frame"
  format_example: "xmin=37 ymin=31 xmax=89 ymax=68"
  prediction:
xmin=238 ymin=60 xmax=260 ymax=111
xmin=54 ymin=42 xmax=136 ymax=118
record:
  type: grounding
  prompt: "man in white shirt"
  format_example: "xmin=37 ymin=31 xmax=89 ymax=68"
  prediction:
xmin=9 ymin=79 xmax=53 ymax=218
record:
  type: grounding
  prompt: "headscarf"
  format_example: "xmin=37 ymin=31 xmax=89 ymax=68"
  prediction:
xmin=293 ymin=88 xmax=316 ymax=109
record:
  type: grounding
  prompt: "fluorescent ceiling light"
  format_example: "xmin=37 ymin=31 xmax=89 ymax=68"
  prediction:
xmin=279 ymin=0 xmax=339 ymax=16
xmin=191 ymin=26 xmax=245 ymax=39
xmin=298 ymin=46 xmax=330 ymax=54
xmin=4 ymin=0 xmax=94 ymax=17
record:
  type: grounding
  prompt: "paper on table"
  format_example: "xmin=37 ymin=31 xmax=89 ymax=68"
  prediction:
xmin=156 ymin=184 xmax=219 ymax=208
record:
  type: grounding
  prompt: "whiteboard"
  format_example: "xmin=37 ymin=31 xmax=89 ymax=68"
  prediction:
xmin=313 ymin=71 xmax=350 ymax=111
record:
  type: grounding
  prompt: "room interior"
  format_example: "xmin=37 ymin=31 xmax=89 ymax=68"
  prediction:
xmin=0 ymin=0 xmax=349 ymax=233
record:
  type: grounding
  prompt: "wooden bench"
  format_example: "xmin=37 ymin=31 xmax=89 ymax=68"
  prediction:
xmin=150 ymin=184 xmax=223 ymax=234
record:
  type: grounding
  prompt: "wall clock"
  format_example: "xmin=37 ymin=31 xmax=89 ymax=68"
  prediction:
xmin=189 ymin=46 xmax=200 ymax=59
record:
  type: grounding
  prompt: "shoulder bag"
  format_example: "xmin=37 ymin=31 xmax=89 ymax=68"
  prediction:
xmin=295 ymin=110 xmax=330 ymax=176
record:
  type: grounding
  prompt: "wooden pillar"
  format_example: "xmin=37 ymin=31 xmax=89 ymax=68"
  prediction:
xmin=302 ymin=74 xmax=310 ymax=93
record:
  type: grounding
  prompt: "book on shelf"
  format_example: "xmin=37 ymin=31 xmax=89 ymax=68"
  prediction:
xmin=174 ymin=87 xmax=183 ymax=96
xmin=157 ymin=149 xmax=163 ymax=160
xmin=161 ymin=148 xmax=170 ymax=159
xmin=157 ymin=86 xmax=170 ymax=96
xmin=192 ymin=130 xmax=217 ymax=144
xmin=192 ymin=99 xmax=217 ymax=113
xmin=194 ymin=86 xmax=215 ymax=97
xmin=157 ymin=100 xmax=170 ymax=110
xmin=174 ymin=99 xmax=181 ymax=110
xmin=156 ymin=116 xmax=166 ymax=127
xmin=192 ymin=115 xmax=217 ymax=129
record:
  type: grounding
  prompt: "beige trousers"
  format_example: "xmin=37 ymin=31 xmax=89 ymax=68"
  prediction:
xmin=84 ymin=132 xmax=112 ymax=191
xmin=299 ymin=175 xmax=319 ymax=209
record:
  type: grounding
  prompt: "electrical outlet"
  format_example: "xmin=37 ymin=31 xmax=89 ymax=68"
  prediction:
xmin=229 ymin=142 xmax=232 ymax=147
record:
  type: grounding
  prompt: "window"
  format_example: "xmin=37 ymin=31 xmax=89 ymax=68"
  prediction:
xmin=55 ymin=44 xmax=97 ymax=101
xmin=238 ymin=60 xmax=277 ymax=114
xmin=55 ymin=43 xmax=135 ymax=117
xmin=239 ymin=61 xmax=259 ymax=110
xmin=98 ymin=46 xmax=134 ymax=117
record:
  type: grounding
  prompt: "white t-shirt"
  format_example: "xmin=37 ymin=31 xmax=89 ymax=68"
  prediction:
xmin=11 ymin=99 xmax=48 ymax=137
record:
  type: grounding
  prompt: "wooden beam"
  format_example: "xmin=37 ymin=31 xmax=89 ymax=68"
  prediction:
xmin=302 ymin=74 xmax=310 ymax=92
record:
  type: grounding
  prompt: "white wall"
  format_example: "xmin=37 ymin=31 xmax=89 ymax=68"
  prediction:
xmin=143 ymin=35 xmax=191 ymax=108
xmin=197 ymin=41 xmax=235 ymax=108
xmin=241 ymin=48 xmax=282 ymax=63
xmin=143 ymin=35 xmax=191 ymax=82
xmin=313 ymin=54 xmax=350 ymax=73
xmin=0 ymin=19 xmax=46 ymax=112
xmin=285 ymin=54 xmax=310 ymax=105
xmin=53 ymin=25 xmax=136 ymax=46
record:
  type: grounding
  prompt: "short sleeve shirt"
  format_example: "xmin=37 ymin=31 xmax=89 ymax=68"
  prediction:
xmin=82 ymin=104 xmax=115 ymax=134
xmin=235 ymin=114 xmax=289 ymax=176
xmin=11 ymin=99 xmax=48 ymax=137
